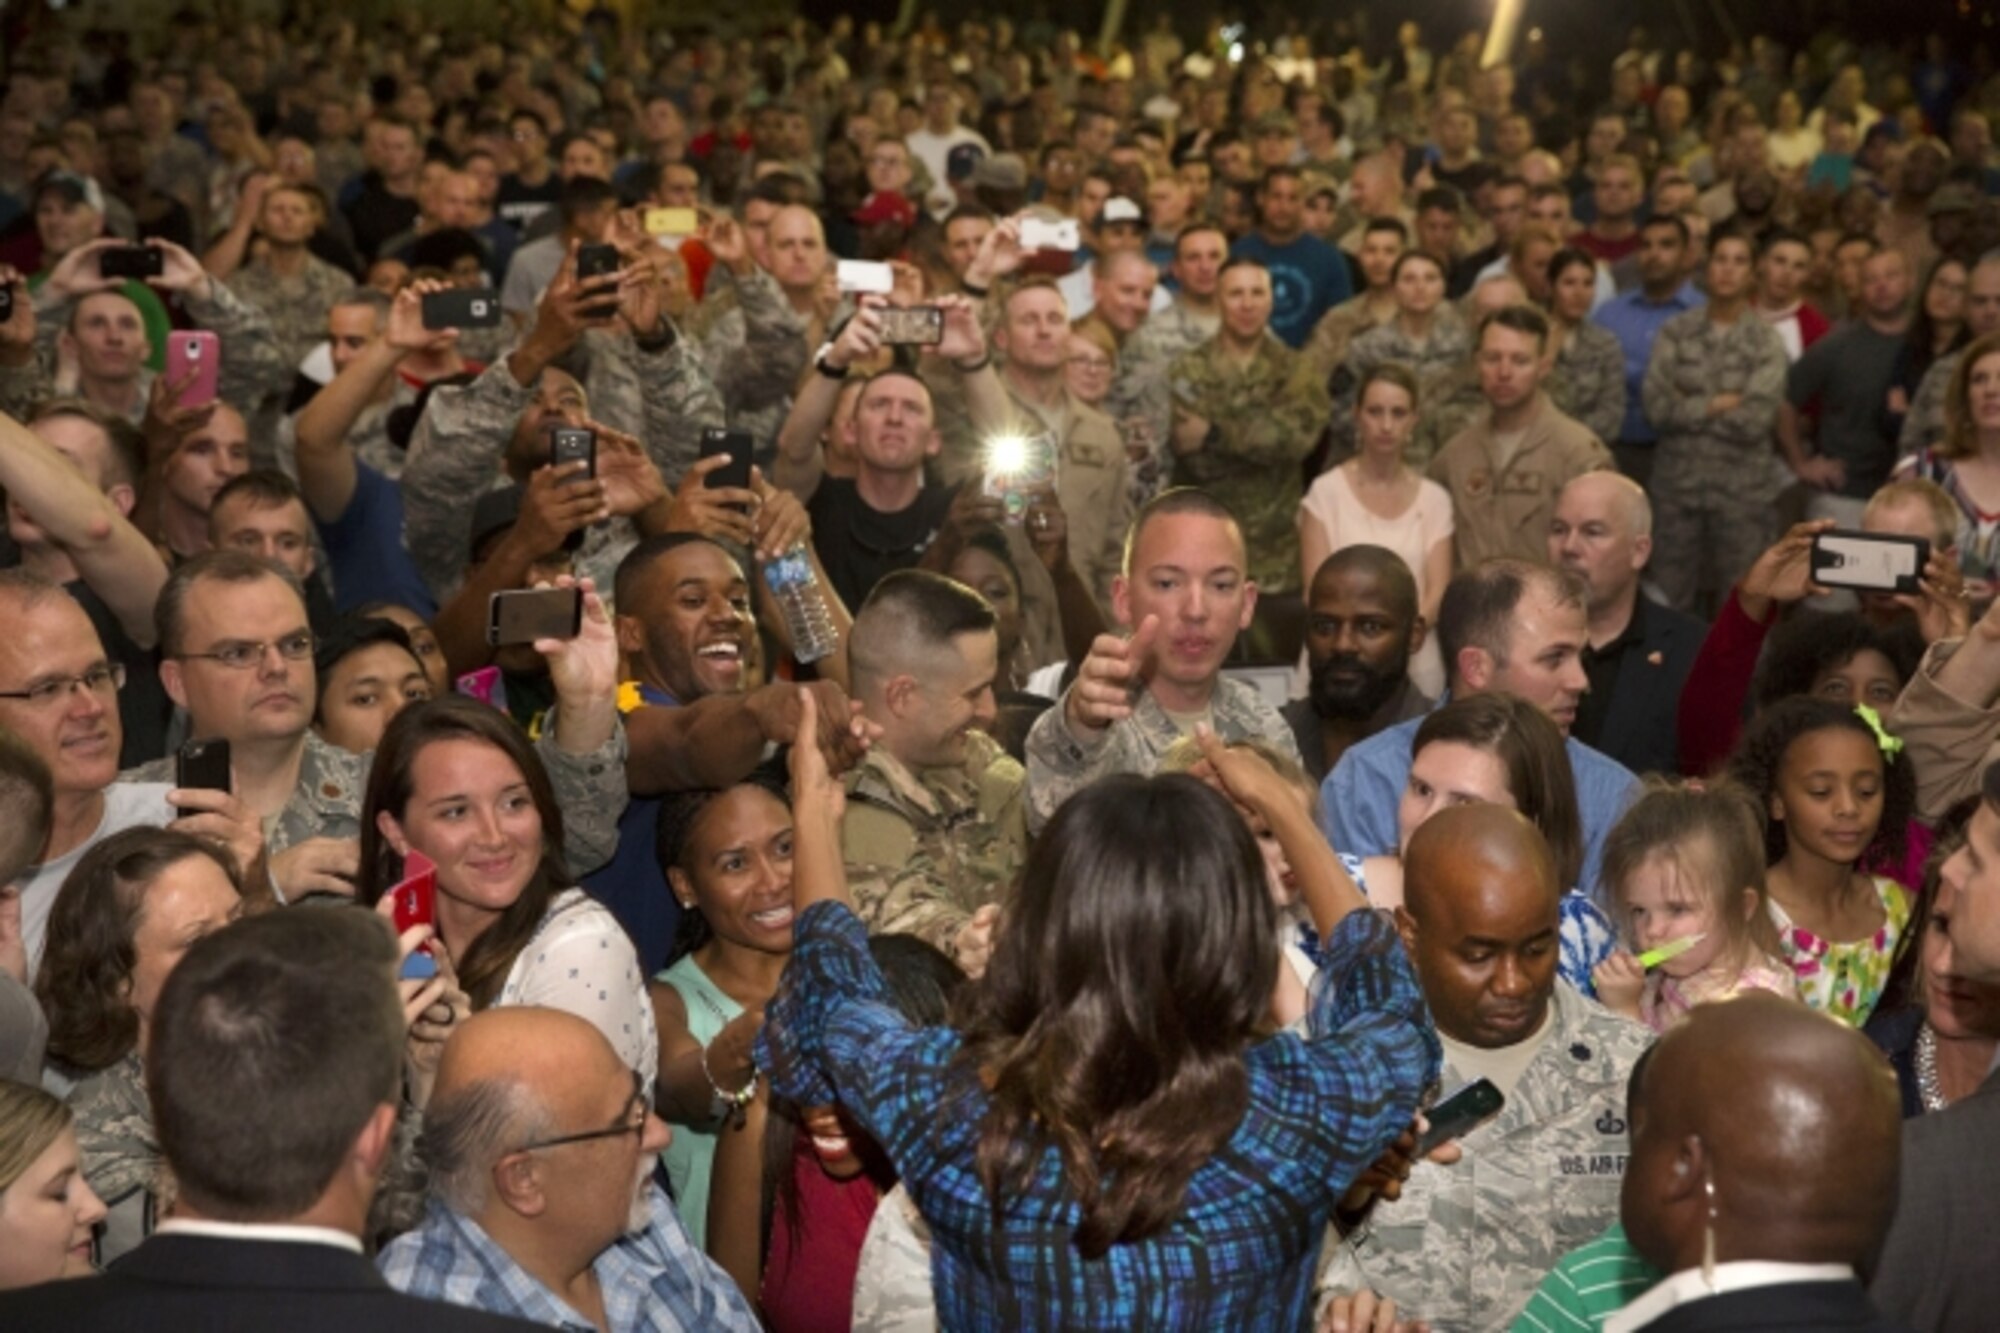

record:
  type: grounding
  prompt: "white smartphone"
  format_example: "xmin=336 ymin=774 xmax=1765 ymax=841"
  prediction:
xmin=836 ymin=260 xmax=895 ymax=294
xmin=1020 ymin=217 xmax=1081 ymax=251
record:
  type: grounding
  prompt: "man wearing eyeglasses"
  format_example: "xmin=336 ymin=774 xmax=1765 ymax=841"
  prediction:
xmin=381 ymin=1007 xmax=758 ymax=1332
xmin=0 ymin=570 xmax=183 ymax=978
xmin=121 ymin=549 xmax=365 ymax=901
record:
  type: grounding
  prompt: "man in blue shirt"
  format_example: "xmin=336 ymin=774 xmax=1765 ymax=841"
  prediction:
xmin=380 ymin=1007 xmax=758 ymax=1333
xmin=1321 ymin=559 xmax=1639 ymax=901
xmin=1229 ymin=165 xmax=1353 ymax=348
xmin=1593 ymin=214 xmax=1705 ymax=489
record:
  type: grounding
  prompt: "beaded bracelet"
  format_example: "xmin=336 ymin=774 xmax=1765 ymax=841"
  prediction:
xmin=701 ymin=1042 xmax=758 ymax=1126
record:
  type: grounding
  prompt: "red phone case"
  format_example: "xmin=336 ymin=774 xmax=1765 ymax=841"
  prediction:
xmin=389 ymin=849 xmax=438 ymax=942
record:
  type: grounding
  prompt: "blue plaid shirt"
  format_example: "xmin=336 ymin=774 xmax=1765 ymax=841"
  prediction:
xmin=377 ymin=1185 xmax=757 ymax=1332
xmin=756 ymin=900 xmax=1439 ymax=1331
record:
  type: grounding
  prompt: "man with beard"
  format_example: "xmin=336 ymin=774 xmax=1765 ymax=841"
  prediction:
xmin=379 ymin=1008 xmax=759 ymax=1331
xmin=1281 ymin=546 xmax=1432 ymax=783
xmin=841 ymin=571 xmax=1026 ymax=973
xmin=1547 ymin=473 xmax=1702 ymax=776
xmin=585 ymin=534 xmax=865 ymax=972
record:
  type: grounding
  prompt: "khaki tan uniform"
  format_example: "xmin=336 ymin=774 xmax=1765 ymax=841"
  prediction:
xmin=1426 ymin=392 xmax=1613 ymax=568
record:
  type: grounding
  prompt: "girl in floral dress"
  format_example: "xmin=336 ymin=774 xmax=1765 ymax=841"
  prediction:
xmin=1726 ymin=697 xmax=1918 ymax=1026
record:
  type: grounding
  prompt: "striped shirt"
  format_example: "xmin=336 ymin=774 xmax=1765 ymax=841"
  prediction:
xmin=1510 ymin=1222 xmax=1661 ymax=1332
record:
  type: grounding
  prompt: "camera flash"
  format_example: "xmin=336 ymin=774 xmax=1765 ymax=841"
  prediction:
xmin=988 ymin=435 xmax=1029 ymax=477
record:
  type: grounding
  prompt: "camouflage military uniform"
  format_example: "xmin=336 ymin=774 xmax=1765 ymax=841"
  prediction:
xmin=1119 ymin=298 xmax=1221 ymax=508
xmin=228 ymin=253 xmax=356 ymax=374
xmin=30 ymin=275 xmax=291 ymax=422
xmin=1003 ymin=381 xmax=1133 ymax=611
xmin=124 ymin=722 xmax=627 ymax=880
xmin=1551 ymin=321 xmax=1629 ymax=447
xmin=1329 ymin=310 xmax=1473 ymax=469
xmin=401 ymin=331 xmax=724 ymax=603
xmin=684 ymin=266 xmax=810 ymax=464
xmin=69 ymin=1051 xmax=162 ymax=1264
xmin=842 ymin=730 xmax=1028 ymax=965
xmin=1170 ymin=333 xmax=1333 ymax=594
xmin=1900 ymin=347 xmax=1961 ymax=456
xmin=0 ymin=357 xmax=49 ymax=421
xmin=1301 ymin=292 xmax=1396 ymax=389
xmin=852 ymin=1183 xmax=937 ymax=1332
xmin=1641 ymin=308 xmax=1789 ymax=614
xmin=1025 ymin=676 xmax=1301 ymax=832
xmin=1315 ymin=982 xmax=1654 ymax=1333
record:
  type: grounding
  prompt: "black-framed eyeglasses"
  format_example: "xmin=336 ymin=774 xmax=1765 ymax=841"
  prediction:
xmin=513 ymin=1070 xmax=647 ymax=1153
xmin=0 ymin=661 xmax=126 ymax=707
xmin=174 ymin=630 xmax=315 ymax=671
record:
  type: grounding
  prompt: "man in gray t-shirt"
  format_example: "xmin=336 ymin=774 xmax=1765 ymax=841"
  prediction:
xmin=1780 ymin=246 xmax=1914 ymax=523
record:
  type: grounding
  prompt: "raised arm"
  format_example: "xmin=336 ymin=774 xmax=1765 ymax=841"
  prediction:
xmin=773 ymin=297 xmax=888 ymax=498
xmin=293 ymin=280 xmax=458 ymax=522
xmin=146 ymin=239 xmax=292 ymax=413
xmin=0 ymin=410 xmax=168 ymax=647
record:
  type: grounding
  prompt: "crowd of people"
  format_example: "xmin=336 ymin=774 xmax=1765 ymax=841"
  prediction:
xmin=1 ymin=6 xmax=1999 ymax=1331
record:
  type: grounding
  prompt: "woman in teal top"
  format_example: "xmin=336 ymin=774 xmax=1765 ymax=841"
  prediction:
xmin=648 ymin=772 xmax=796 ymax=1249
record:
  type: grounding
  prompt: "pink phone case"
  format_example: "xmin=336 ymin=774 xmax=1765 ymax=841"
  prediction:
xmin=166 ymin=331 xmax=220 ymax=408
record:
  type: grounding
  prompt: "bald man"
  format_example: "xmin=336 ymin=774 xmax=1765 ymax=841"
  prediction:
xmin=1317 ymin=805 xmax=1652 ymax=1330
xmin=1547 ymin=472 xmax=1704 ymax=775
xmin=1869 ymin=764 xmax=2000 ymax=1331
xmin=1613 ymin=994 xmax=1906 ymax=1333
xmin=1281 ymin=546 xmax=1432 ymax=782
xmin=842 ymin=570 xmax=1026 ymax=966
xmin=380 ymin=1008 xmax=758 ymax=1331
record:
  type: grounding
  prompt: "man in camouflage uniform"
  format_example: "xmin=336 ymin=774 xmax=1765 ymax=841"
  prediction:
xmin=1301 ymin=217 xmax=1405 ymax=390
xmin=987 ymin=280 xmax=1132 ymax=612
xmin=1899 ymin=252 xmax=2000 ymax=456
xmin=224 ymin=181 xmax=357 ymax=376
xmin=25 ymin=236 xmax=290 ymax=427
xmin=124 ymin=551 xmax=625 ymax=890
xmin=680 ymin=211 xmax=810 ymax=465
xmin=401 ymin=241 xmax=723 ymax=604
xmin=1316 ymin=805 xmax=1650 ymax=1332
xmin=1169 ymin=259 xmax=1332 ymax=600
xmin=1642 ymin=232 xmax=1789 ymax=616
xmin=1115 ymin=223 xmax=1227 ymax=508
xmin=1025 ymin=490 xmax=1300 ymax=832
xmin=842 ymin=571 xmax=1027 ymax=969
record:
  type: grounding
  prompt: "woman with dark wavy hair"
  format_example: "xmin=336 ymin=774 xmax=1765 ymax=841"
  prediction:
xmin=758 ymin=691 xmax=1437 ymax=1327
xmin=34 ymin=827 xmax=243 ymax=1264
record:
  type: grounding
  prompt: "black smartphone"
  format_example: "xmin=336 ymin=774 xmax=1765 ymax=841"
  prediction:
xmin=575 ymin=243 xmax=621 ymax=317
xmin=1809 ymin=529 xmax=1929 ymax=595
xmin=487 ymin=586 xmax=583 ymax=647
xmin=1416 ymin=1078 xmax=1506 ymax=1155
xmin=698 ymin=427 xmax=754 ymax=492
xmin=878 ymin=304 xmax=944 ymax=346
xmin=421 ymin=288 xmax=503 ymax=330
xmin=99 ymin=244 xmax=163 ymax=280
xmin=174 ymin=738 xmax=232 ymax=801
xmin=549 ymin=426 xmax=596 ymax=478
xmin=0 ymin=283 xmax=12 ymax=322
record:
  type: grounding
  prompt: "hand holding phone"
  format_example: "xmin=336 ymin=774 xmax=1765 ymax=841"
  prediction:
xmin=487 ymin=586 xmax=584 ymax=647
xmin=174 ymin=738 xmax=232 ymax=806
xmin=1416 ymin=1078 xmax=1506 ymax=1155
xmin=389 ymin=850 xmax=438 ymax=978
xmin=165 ymin=331 xmax=220 ymax=409
xmin=421 ymin=288 xmax=502 ymax=330
xmin=549 ymin=426 xmax=597 ymax=479
xmin=99 ymin=244 xmax=164 ymax=280
xmin=1808 ymin=530 xmax=1928 ymax=595
xmin=698 ymin=427 xmax=755 ymax=493
xmin=878 ymin=305 xmax=943 ymax=346
xmin=575 ymin=243 xmax=622 ymax=318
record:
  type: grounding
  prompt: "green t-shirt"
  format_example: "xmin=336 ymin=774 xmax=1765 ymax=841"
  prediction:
xmin=1509 ymin=1222 xmax=1661 ymax=1332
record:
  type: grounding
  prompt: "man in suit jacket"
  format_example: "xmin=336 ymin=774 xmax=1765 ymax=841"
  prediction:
xmin=1607 ymin=993 xmax=1912 ymax=1333
xmin=1869 ymin=762 xmax=2000 ymax=1331
xmin=1549 ymin=472 xmax=1704 ymax=777
xmin=0 ymin=908 xmax=536 ymax=1333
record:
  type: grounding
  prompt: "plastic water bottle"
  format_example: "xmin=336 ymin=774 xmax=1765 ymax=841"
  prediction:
xmin=763 ymin=544 xmax=840 ymax=664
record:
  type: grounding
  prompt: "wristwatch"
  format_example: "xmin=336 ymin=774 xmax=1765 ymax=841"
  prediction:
xmin=813 ymin=342 xmax=850 ymax=380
